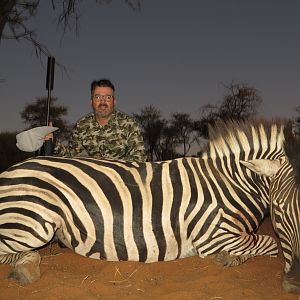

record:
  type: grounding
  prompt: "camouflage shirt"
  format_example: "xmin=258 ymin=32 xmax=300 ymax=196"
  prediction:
xmin=54 ymin=110 xmax=147 ymax=162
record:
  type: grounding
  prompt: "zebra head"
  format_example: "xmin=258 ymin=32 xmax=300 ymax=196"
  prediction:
xmin=241 ymin=124 xmax=300 ymax=293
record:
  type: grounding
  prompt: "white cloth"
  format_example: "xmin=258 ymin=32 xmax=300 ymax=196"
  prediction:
xmin=16 ymin=126 xmax=59 ymax=152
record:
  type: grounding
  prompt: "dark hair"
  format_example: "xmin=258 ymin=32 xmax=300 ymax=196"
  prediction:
xmin=90 ymin=79 xmax=115 ymax=94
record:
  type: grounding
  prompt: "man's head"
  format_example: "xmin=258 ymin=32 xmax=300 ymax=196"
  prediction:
xmin=90 ymin=79 xmax=116 ymax=122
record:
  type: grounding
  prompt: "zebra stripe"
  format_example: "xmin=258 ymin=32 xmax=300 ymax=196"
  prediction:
xmin=241 ymin=123 xmax=300 ymax=293
xmin=0 ymin=119 xmax=286 ymax=285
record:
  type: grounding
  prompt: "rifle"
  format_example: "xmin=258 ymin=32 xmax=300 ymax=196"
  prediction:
xmin=44 ymin=56 xmax=55 ymax=156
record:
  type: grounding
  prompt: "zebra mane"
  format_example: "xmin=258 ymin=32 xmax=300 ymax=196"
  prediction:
xmin=283 ymin=124 xmax=300 ymax=184
xmin=203 ymin=118 xmax=286 ymax=160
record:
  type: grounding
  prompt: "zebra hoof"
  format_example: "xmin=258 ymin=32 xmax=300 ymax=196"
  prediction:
xmin=212 ymin=251 xmax=236 ymax=267
xmin=282 ymin=274 xmax=300 ymax=293
xmin=57 ymin=240 xmax=68 ymax=249
xmin=8 ymin=263 xmax=41 ymax=284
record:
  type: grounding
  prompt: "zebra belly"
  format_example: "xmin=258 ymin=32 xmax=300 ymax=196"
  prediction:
xmin=60 ymin=225 xmax=196 ymax=263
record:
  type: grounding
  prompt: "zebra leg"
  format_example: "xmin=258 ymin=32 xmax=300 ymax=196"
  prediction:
xmin=211 ymin=251 xmax=254 ymax=266
xmin=0 ymin=251 xmax=41 ymax=284
xmin=209 ymin=233 xmax=278 ymax=267
xmin=282 ymin=259 xmax=300 ymax=293
xmin=54 ymin=228 xmax=72 ymax=249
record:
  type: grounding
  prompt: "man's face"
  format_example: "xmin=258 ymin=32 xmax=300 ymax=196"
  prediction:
xmin=91 ymin=86 xmax=115 ymax=119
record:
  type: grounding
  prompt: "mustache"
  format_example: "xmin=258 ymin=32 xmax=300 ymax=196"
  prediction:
xmin=97 ymin=104 xmax=108 ymax=108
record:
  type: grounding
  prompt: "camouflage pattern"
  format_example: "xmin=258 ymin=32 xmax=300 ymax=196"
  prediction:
xmin=54 ymin=110 xmax=147 ymax=162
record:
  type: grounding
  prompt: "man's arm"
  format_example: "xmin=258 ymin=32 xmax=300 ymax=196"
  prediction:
xmin=53 ymin=124 xmax=86 ymax=157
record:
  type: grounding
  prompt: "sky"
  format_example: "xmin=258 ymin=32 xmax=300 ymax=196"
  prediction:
xmin=0 ymin=0 xmax=299 ymax=133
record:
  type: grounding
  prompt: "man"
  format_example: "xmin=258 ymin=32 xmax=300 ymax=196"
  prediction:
xmin=51 ymin=79 xmax=147 ymax=162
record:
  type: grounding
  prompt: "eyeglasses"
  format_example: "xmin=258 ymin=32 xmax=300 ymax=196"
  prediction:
xmin=92 ymin=94 xmax=114 ymax=102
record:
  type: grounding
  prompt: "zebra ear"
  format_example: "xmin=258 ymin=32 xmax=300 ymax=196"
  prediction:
xmin=240 ymin=159 xmax=281 ymax=177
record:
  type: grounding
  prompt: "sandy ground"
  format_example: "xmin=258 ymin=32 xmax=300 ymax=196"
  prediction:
xmin=0 ymin=217 xmax=299 ymax=300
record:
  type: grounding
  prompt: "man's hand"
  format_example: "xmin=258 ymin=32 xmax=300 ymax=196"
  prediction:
xmin=44 ymin=121 xmax=54 ymax=141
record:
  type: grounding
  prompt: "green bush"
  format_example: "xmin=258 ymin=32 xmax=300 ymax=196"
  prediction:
xmin=0 ymin=131 xmax=33 ymax=173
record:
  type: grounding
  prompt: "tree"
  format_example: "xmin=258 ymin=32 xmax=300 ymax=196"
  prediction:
xmin=135 ymin=106 xmax=200 ymax=160
xmin=294 ymin=106 xmax=300 ymax=136
xmin=0 ymin=0 xmax=141 ymax=58
xmin=158 ymin=124 xmax=179 ymax=160
xmin=196 ymin=81 xmax=262 ymax=139
xmin=133 ymin=105 xmax=165 ymax=161
xmin=169 ymin=113 xmax=196 ymax=157
xmin=194 ymin=104 xmax=217 ymax=139
xmin=20 ymin=96 xmax=70 ymax=139
xmin=0 ymin=131 xmax=32 ymax=172
xmin=218 ymin=81 xmax=262 ymax=120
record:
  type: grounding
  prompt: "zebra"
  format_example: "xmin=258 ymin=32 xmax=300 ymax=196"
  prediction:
xmin=241 ymin=125 xmax=300 ymax=293
xmin=0 ymin=119 xmax=287 ymax=288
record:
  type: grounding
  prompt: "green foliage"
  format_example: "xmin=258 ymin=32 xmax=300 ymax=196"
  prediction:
xmin=0 ymin=131 xmax=33 ymax=172
xmin=20 ymin=96 xmax=71 ymax=140
xmin=196 ymin=81 xmax=262 ymax=139
xmin=134 ymin=106 xmax=196 ymax=160
xmin=294 ymin=107 xmax=300 ymax=135
xmin=0 ymin=96 xmax=71 ymax=172
xmin=133 ymin=105 xmax=166 ymax=161
xmin=135 ymin=81 xmax=262 ymax=160
xmin=170 ymin=113 xmax=197 ymax=157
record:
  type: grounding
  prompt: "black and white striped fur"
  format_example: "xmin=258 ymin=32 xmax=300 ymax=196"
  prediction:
xmin=0 ymin=120 xmax=285 ymax=284
xmin=241 ymin=124 xmax=300 ymax=293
